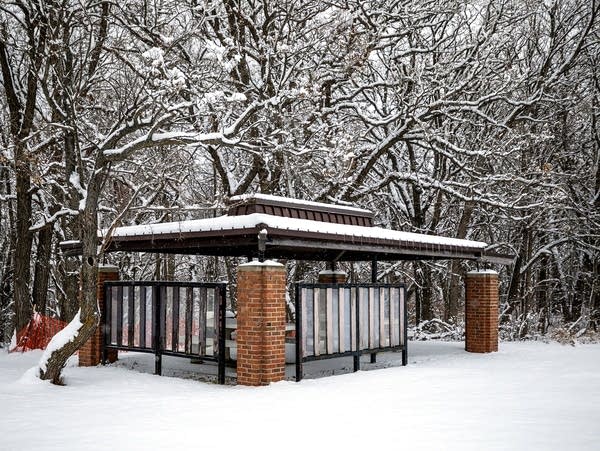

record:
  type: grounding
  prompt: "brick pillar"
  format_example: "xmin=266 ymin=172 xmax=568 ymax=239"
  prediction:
xmin=318 ymin=270 xmax=347 ymax=284
xmin=236 ymin=261 xmax=287 ymax=386
xmin=465 ymin=270 xmax=499 ymax=353
xmin=79 ymin=265 xmax=119 ymax=366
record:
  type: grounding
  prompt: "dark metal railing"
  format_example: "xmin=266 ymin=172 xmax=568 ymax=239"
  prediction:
xmin=103 ymin=281 xmax=227 ymax=384
xmin=295 ymin=283 xmax=407 ymax=381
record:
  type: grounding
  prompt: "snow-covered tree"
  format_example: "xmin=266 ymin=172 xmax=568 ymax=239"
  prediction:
xmin=0 ymin=0 xmax=598 ymax=381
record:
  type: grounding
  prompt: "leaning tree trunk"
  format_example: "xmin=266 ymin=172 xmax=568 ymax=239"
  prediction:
xmin=39 ymin=172 xmax=104 ymax=384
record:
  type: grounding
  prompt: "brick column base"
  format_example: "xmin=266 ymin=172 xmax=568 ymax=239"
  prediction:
xmin=318 ymin=270 xmax=347 ymax=284
xmin=236 ymin=261 xmax=287 ymax=386
xmin=79 ymin=265 xmax=119 ymax=366
xmin=465 ymin=270 xmax=499 ymax=353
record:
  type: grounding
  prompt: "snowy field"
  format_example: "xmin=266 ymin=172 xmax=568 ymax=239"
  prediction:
xmin=1 ymin=341 xmax=599 ymax=451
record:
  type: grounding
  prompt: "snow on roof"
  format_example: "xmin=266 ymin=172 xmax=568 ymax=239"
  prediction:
xmin=228 ymin=193 xmax=373 ymax=215
xmin=238 ymin=259 xmax=284 ymax=268
xmin=106 ymin=213 xmax=487 ymax=250
xmin=467 ymin=269 xmax=499 ymax=275
xmin=107 ymin=213 xmax=261 ymax=237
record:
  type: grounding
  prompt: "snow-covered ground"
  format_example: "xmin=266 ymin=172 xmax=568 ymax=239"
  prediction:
xmin=1 ymin=341 xmax=599 ymax=451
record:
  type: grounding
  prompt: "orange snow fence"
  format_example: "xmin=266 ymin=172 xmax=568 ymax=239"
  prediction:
xmin=9 ymin=312 xmax=68 ymax=353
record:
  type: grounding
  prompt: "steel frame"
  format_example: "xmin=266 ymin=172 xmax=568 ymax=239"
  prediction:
xmin=102 ymin=280 xmax=227 ymax=384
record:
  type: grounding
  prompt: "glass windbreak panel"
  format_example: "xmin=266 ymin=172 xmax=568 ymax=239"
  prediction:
xmin=300 ymin=288 xmax=308 ymax=358
xmin=178 ymin=287 xmax=187 ymax=353
xmin=214 ymin=288 xmax=223 ymax=356
xmin=337 ymin=288 xmax=345 ymax=353
xmin=192 ymin=288 xmax=201 ymax=354
xmin=199 ymin=288 xmax=207 ymax=355
xmin=332 ymin=288 xmax=339 ymax=353
xmin=206 ymin=288 xmax=215 ymax=356
xmin=344 ymin=288 xmax=352 ymax=351
xmin=145 ymin=287 xmax=153 ymax=348
xmin=133 ymin=286 xmax=141 ymax=347
xmin=391 ymin=288 xmax=400 ymax=346
xmin=350 ymin=287 xmax=357 ymax=351
xmin=360 ymin=288 xmax=369 ymax=350
xmin=184 ymin=287 xmax=194 ymax=354
xmin=399 ymin=288 xmax=405 ymax=345
xmin=318 ymin=288 xmax=327 ymax=355
xmin=383 ymin=288 xmax=390 ymax=348
xmin=372 ymin=288 xmax=380 ymax=349
xmin=165 ymin=287 xmax=173 ymax=351
xmin=122 ymin=287 xmax=129 ymax=346
xmin=305 ymin=288 xmax=314 ymax=356
xmin=110 ymin=287 xmax=118 ymax=344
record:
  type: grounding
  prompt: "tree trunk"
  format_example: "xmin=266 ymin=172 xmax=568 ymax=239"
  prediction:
xmin=445 ymin=200 xmax=475 ymax=322
xmin=414 ymin=286 xmax=422 ymax=326
xmin=0 ymin=160 xmax=14 ymax=341
xmin=536 ymin=232 xmax=549 ymax=334
xmin=56 ymin=254 xmax=80 ymax=323
xmin=0 ymin=237 xmax=13 ymax=342
xmin=536 ymin=257 xmax=549 ymax=334
xmin=415 ymin=262 xmax=434 ymax=324
xmin=56 ymin=193 xmax=81 ymax=322
xmin=40 ymin=171 xmax=104 ymax=384
xmin=446 ymin=262 xmax=463 ymax=324
xmin=13 ymin=144 xmax=34 ymax=331
xmin=505 ymin=226 xmax=529 ymax=322
xmin=1 ymin=2 xmax=46 ymax=333
xmin=32 ymin=226 xmax=53 ymax=314
xmin=420 ymin=263 xmax=434 ymax=321
xmin=225 ymin=257 xmax=237 ymax=312
xmin=591 ymin=261 xmax=600 ymax=331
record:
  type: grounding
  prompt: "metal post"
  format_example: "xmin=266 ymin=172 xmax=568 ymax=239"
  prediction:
xmin=101 ymin=283 xmax=110 ymax=364
xmin=371 ymin=259 xmax=378 ymax=283
xmin=258 ymin=229 xmax=267 ymax=262
xmin=353 ymin=287 xmax=360 ymax=372
xmin=402 ymin=285 xmax=408 ymax=366
xmin=153 ymin=286 xmax=162 ymax=375
xmin=295 ymin=284 xmax=303 ymax=382
xmin=369 ymin=261 xmax=378 ymax=365
xmin=116 ymin=286 xmax=123 ymax=346
xmin=217 ymin=284 xmax=227 ymax=385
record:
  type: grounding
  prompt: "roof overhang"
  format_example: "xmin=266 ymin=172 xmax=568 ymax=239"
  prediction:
xmin=59 ymin=213 xmax=514 ymax=264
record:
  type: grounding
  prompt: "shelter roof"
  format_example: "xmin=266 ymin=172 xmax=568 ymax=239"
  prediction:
xmin=60 ymin=194 xmax=512 ymax=264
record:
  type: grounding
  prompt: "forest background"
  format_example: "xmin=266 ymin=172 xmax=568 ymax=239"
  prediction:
xmin=0 ymin=0 xmax=598 ymax=353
